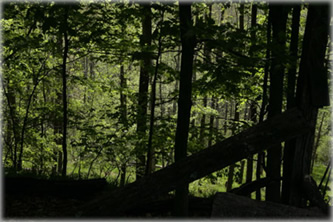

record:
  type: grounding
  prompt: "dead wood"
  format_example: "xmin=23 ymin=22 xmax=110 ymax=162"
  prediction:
xmin=75 ymin=108 xmax=311 ymax=217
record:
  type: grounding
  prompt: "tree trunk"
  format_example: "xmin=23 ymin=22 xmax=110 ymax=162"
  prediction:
xmin=120 ymin=65 xmax=127 ymax=125
xmin=199 ymin=96 xmax=207 ymax=146
xmin=246 ymin=2 xmax=258 ymax=187
xmin=120 ymin=164 xmax=126 ymax=188
xmin=238 ymin=160 xmax=245 ymax=184
xmin=119 ymin=64 xmax=128 ymax=186
xmin=173 ymin=3 xmax=196 ymax=217
xmin=208 ymin=97 xmax=215 ymax=147
xmin=61 ymin=8 xmax=69 ymax=177
xmin=227 ymin=101 xmax=240 ymax=191
xmin=318 ymin=161 xmax=330 ymax=192
xmin=266 ymin=4 xmax=289 ymax=203
xmin=136 ymin=4 xmax=152 ymax=179
xmin=57 ymin=151 xmax=63 ymax=174
xmin=310 ymin=112 xmax=326 ymax=173
xmin=226 ymin=163 xmax=235 ymax=191
xmin=146 ymin=13 xmax=164 ymax=175
xmin=39 ymin=79 xmax=47 ymax=174
xmin=281 ymin=4 xmax=301 ymax=204
xmin=289 ymin=4 xmax=329 ymax=207
xmin=215 ymin=102 xmax=220 ymax=142
xmin=256 ymin=7 xmax=272 ymax=201
xmin=223 ymin=102 xmax=228 ymax=135
xmin=17 ymin=70 xmax=44 ymax=171
xmin=203 ymin=6 xmax=213 ymax=148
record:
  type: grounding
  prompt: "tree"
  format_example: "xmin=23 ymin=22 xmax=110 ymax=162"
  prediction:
xmin=246 ymin=2 xmax=257 ymax=186
xmin=227 ymin=3 xmax=244 ymax=193
xmin=61 ymin=6 xmax=69 ymax=177
xmin=136 ymin=4 xmax=152 ymax=179
xmin=173 ymin=3 xmax=196 ymax=217
xmin=288 ymin=4 xmax=329 ymax=207
xmin=256 ymin=5 xmax=272 ymax=201
xmin=119 ymin=64 xmax=127 ymax=186
xmin=146 ymin=8 xmax=165 ymax=175
xmin=281 ymin=4 xmax=301 ymax=204
xmin=2 ymin=2 xmax=331 ymax=218
xmin=266 ymin=4 xmax=289 ymax=203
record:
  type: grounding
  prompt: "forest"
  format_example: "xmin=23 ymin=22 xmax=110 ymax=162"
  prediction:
xmin=1 ymin=0 xmax=332 ymax=218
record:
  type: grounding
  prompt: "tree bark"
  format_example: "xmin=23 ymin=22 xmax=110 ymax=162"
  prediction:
xmin=289 ymin=4 xmax=329 ymax=207
xmin=223 ymin=102 xmax=228 ymax=135
xmin=226 ymin=162 xmax=235 ymax=191
xmin=281 ymin=4 xmax=301 ymax=204
xmin=227 ymin=102 xmax=240 ymax=191
xmin=266 ymin=4 xmax=289 ymax=203
xmin=61 ymin=8 xmax=69 ymax=177
xmin=146 ymin=12 xmax=164 ymax=175
xmin=119 ymin=64 xmax=127 ymax=186
xmin=215 ymin=102 xmax=220 ymax=142
xmin=136 ymin=4 xmax=152 ymax=179
xmin=310 ymin=112 xmax=326 ymax=173
xmin=208 ymin=97 xmax=215 ymax=147
xmin=199 ymin=96 xmax=207 ymax=146
xmin=173 ymin=3 xmax=196 ymax=217
xmin=246 ymin=2 xmax=258 ymax=187
xmin=257 ymin=7 xmax=271 ymax=201
xmin=318 ymin=161 xmax=330 ymax=191
xmin=238 ymin=160 xmax=245 ymax=184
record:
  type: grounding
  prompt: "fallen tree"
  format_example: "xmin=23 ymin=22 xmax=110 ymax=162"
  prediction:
xmin=211 ymin=192 xmax=327 ymax=218
xmin=73 ymin=108 xmax=310 ymax=217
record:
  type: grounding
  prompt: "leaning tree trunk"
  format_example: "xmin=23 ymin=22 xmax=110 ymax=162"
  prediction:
xmin=310 ymin=112 xmax=326 ymax=173
xmin=75 ymin=108 xmax=310 ymax=217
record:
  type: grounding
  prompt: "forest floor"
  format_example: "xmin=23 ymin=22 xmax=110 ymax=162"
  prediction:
xmin=4 ymin=162 xmax=331 ymax=218
xmin=4 ymin=176 xmax=213 ymax=218
xmin=5 ymin=192 xmax=84 ymax=218
xmin=5 ymin=193 xmax=213 ymax=218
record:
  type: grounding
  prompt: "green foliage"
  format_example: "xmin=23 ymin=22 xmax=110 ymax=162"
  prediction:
xmin=2 ymin=2 xmax=330 ymax=206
